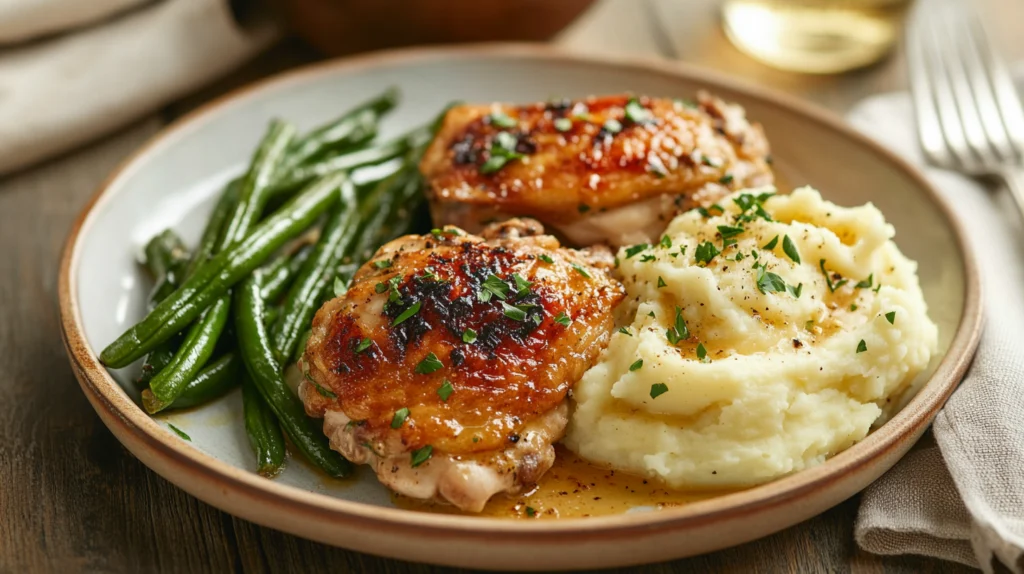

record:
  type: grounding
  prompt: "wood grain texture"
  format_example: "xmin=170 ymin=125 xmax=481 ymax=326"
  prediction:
xmin=1 ymin=1 xmax=1016 ymax=571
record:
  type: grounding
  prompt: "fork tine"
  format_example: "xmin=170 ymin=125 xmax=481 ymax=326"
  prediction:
xmin=907 ymin=2 xmax=952 ymax=167
xmin=950 ymin=0 xmax=1018 ymax=162
xmin=919 ymin=0 xmax=974 ymax=169
xmin=966 ymin=6 xmax=1024 ymax=159
xmin=933 ymin=0 xmax=994 ymax=166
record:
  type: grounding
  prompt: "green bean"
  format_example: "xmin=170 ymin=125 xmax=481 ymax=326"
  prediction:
xmin=100 ymin=171 xmax=348 ymax=368
xmin=270 ymin=178 xmax=359 ymax=363
xmin=282 ymin=88 xmax=400 ymax=172
xmin=186 ymin=180 xmax=241 ymax=276
xmin=242 ymin=372 xmax=286 ymax=477
xmin=268 ymin=133 xmax=415 ymax=197
xmin=143 ymin=230 xmax=189 ymax=300
xmin=137 ymin=185 xmax=237 ymax=386
xmin=142 ymin=300 xmax=231 ymax=412
xmin=219 ymin=120 xmax=298 ymax=251
xmin=140 ymin=121 xmax=298 ymax=411
xmin=162 ymin=353 xmax=241 ymax=410
xmin=261 ymin=244 xmax=314 ymax=303
xmin=234 ymin=271 xmax=351 ymax=478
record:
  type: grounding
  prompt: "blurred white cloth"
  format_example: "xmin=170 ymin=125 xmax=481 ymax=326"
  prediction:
xmin=0 ymin=0 xmax=276 ymax=175
xmin=850 ymin=87 xmax=1024 ymax=573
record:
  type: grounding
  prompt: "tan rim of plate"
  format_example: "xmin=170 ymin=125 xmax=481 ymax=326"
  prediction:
xmin=59 ymin=43 xmax=983 ymax=558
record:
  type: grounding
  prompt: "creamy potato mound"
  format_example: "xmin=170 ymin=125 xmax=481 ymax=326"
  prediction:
xmin=565 ymin=187 xmax=938 ymax=488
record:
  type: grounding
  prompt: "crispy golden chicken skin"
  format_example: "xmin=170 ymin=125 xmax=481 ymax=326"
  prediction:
xmin=301 ymin=220 xmax=624 ymax=511
xmin=420 ymin=92 xmax=773 ymax=247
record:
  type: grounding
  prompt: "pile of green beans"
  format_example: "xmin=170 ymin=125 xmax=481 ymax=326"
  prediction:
xmin=104 ymin=87 xmax=446 ymax=480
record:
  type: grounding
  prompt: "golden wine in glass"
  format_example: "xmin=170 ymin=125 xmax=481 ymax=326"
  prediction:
xmin=722 ymin=0 xmax=913 ymax=73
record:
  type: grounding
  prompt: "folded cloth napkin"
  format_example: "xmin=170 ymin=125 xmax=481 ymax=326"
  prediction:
xmin=0 ymin=0 xmax=277 ymax=176
xmin=850 ymin=85 xmax=1024 ymax=573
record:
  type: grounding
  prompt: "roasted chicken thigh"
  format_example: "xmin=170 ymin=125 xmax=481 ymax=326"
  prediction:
xmin=421 ymin=92 xmax=773 ymax=247
xmin=301 ymin=220 xmax=624 ymax=511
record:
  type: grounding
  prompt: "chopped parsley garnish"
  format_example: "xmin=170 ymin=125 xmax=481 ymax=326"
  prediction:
xmin=602 ymin=118 xmax=623 ymax=134
xmin=805 ymin=319 xmax=815 ymax=331
xmin=525 ymin=506 xmax=537 ymax=517
xmin=733 ymin=192 xmax=774 ymax=223
xmin=333 ymin=277 xmax=348 ymax=296
xmin=478 ymin=274 xmax=511 ymax=301
xmin=719 ymin=173 xmax=734 ymax=184
xmin=650 ymin=383 xmax=669 ymax=399
xmin=855 ymin=273 xmax=874 ymax=289
xmin=674 ymin=98 xmax=697 ymax=109
xmin=410 ymin=445 xmax=433 ymax=467
xmin=501 ymin=301 xmax=536 ymax=322
xmin=512 ymin=273 xmax=533 ymax=295
xmin=168 ymin=424 xmax=191 ymax=441
xmin=696 ymin=204 xmax=725 ymax=217
xmin=373 ymin=259 xmax=392 ymax=269
xmin=756 ymin=266 xmax=787 ymax=295
xmin=571 ymin=263 xmax=591 ymax=278
xmin=629 ymin=359 xmax=644 ymax=372
xmin=640 ymin=254 xmax=656 ymax=262
xmin=437 ymin=379 xmax=454 ymax=401
xmin=789 ymin=283 xmax=804 ymax=298
xmin=374 ymin=282 xmax=388 ymax=294
xmin=885 ymin=311 xmax=896 ymax=324
xmin=430 ymin=227 xmax=460 ymax=238
xmin=554 ymin=312 xmax=572 ymax=326
xmin=355 ymin=338 xmax=372 ymax=353
xmin=666 ymin=306 xmax=689 ymax=345
xmin=660 ymin=235 xmax=673 ymax=249
xmin=647 ymin=156 xmax=668 ymax=178
xmin=462 ymin=328 xmax=477 ymax=343
xmin=819 ymin=259 xmax=848 ymax=293
xmin=850 ymin=303 xmax=858 ymax=311
xmin=856 ymin=340 xmax=867 ymax=353
xmin=873 ymin=283 xmax=882 ymax=293
xmin=304 ymin=370 xmax=337 ymax=398
xmin=538 ymin=254 xmax=555 ymax=264
xmin=554 ymin=117 xmax=572 ymax=132
xmin=480 ymin=155 xmax=510 ymax=174
xmin=494 ymin=131 xmax=518 ymax=151
xmin=782 ymin=235 xmax=800 ymax=264
xmin=624 ymin=97 xmax=651 ymax=123
xmin=648 ymin=311 xmax=656 ymax=318
xmin=696 ymin=343 xmax=709 ymax=363
xmin=618 ymin=327 xmax=632 ymax=336
xmin=481 ymin=131 xmax=524 ymax=174
xmin=391 ymin=407 xmax=410 ymax=429
xmin=762 ymin=236 xmax=779 ymax=250
xmin=624 ymin=243 xmax=649 ymax=259
xmin=414 ymin=352 xmax=443 ymax=374
xmin=380 ymin=272 xmax=403 ymax=304
xmin=717 ymin=225 xmax=744 ymax=239
xmin=702 ymin=155 xmax=722 ymax=168
xmin=694 ymin=241 xmax=720 ymax=266
xmin=419 ymin=267 xmax=439 ymax=281
xmin=657 ymin=276 xmax=667 ymax=288
xmin=392 ymin=300 xmax=422 ymax=326
xmin=489 ymin=112 xmax=517 ymax=128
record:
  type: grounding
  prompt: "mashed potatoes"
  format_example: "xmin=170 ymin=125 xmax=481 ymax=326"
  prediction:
xmin=565 ymin=187 xmax=938 ymax=488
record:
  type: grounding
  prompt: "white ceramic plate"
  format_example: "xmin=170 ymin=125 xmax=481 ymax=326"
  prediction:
xmin=60 ymin=44 xmax=981 ymax=570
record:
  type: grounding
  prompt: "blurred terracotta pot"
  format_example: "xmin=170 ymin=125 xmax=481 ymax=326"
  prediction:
xmin=275 ymin=0 xmax=596 ymax=55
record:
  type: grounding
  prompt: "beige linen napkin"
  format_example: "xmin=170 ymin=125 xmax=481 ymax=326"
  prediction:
xmin=0 ymin=0 xmax=277 ymax=176
xmin=849 ymin=86 xmax=1024 ymax=573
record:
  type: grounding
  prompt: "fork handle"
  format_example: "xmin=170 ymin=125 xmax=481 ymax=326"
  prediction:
xmin=999 ymin=168 xmax=1024 ymax=223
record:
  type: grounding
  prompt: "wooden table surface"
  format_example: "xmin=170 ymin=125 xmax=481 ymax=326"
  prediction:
xmin=3 ymin=0 xmax=1021 ymax=572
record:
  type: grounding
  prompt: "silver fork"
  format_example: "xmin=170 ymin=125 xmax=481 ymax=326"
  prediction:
xmin=907 ymin=0 xmax=1024 ymax=214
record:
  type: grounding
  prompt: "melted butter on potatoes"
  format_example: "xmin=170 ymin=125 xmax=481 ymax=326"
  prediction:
xmin=565 ymin=187 xmax=938 ymax=489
